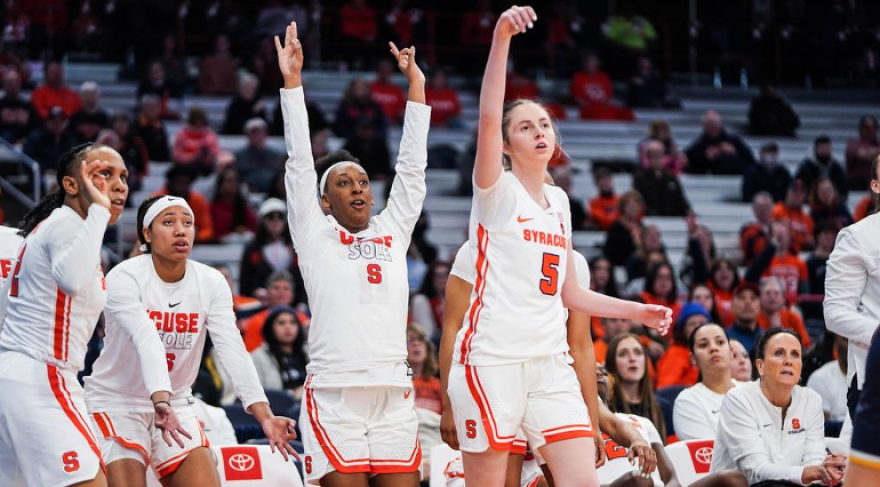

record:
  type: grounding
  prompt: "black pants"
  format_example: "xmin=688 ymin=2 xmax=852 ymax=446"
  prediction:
xmin=848 ymin=374 xmax=861 ymax=422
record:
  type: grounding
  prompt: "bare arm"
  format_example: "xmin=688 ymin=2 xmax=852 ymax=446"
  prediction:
xmin=566 ymin=308 xmax=605 ymax=467
xmin=439 ymin=275 xmax=472 ymax=450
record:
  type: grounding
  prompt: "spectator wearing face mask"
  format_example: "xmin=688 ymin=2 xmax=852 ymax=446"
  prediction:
xmin=795 ymin=136 xmax=847 ymax=202
xmin=742 ymin=142 xmax=792 ymax=203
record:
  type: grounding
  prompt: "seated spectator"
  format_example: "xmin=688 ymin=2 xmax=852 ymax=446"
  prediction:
xmin=657 ymin=303 xmax=711 ymax=389
xmin=805 ymin=335 xmax=848 ymax=422
xmin=235 ymin=118 xmax=285 ymax=193
xmin=606 ymin=334 xmax=667 ymax=440
xmin=159 ymin=33 xmax=187 ymax=97
xmin=748 ymin=84 xmax=800 ymax=136
xmin=342 ymin=121 xmax=392 ymax=181
xmin=173 ymin=106 xmax=220 ymax=176
xmin=590 ymin=256 xmax=620 ymax=298
xmin=109 ymin=113 xmax=149 ymax=191
xmin=68 ymin=81 xmax=107 ymax=143
xmin=459 ymin=0 xmax=496 ymax=72
xmin=424 ymin=68 xmax=461 ymax=127
xmin=680 ymin=216 xmax=717 ymax=289
xmin=773 ymin=181 xmax=815 ymax=252
xmin=749 ymin=222 xmax=809 ymax=304
xmin=199 ymin=34 xmax=238 ymax=96
xmin=0 ymin=70 xmax=39 ymax=143
xmin=383 ymin=0 xmax=422 ymax=49
xmin=757 ymin=276 xmax=811 ymax=346
xmin=845 ymin=115 xmax=880 ymax=191
xmin=640 ymin=262 xmax=683 ymax=323
xmin=250 ymin=305 xmax=308 ymax=399
xmin=153 ymin=164 xmax=214 ymax=242
xmin=407 ymin=325 xmax=441 ymax=415
xmin=134 ymin=94 xmax=171 ymax=162
xmin=23 ymin=106 xmax=80 ymax=173
xmin=410 ymin=260 xmax=451 ymax=341
xmin=603 ymin=13 xmax=656 ymax=55
xmin=807 ymin=224 xmax=838 ymax=297
xmin=742 ymin=142 xmax=791 ymax=203
xmin=729 ymin=339 xmax=753 ymax=382
xmin=549 ymin=164 xmax=588 ymax=230
xmin=137 ymin=61 xmax=179 ymax=120
xmin=604 ymin=190 xmax=645 ymax=267
xmin=726 ymin=282 xmax=762 ymax=354
xmin=633 ymin=140 xmax=691 ymax=216
xmin=252 ymin=37 xmax=285 ymax=96
xmin=809 ymin=177 xmax=852 ymax=233
xmin=239 ymin=198 xmax=306 ymax=302
xmin=503 ymin=61 xmax=539 ymax=103
xmin=708 ymin=258 xmax=741 ymax=327
xmin=570 ymin=53 xmax=635 ymax=121
xmin=221 ymin=73 xmax=267 ymax=135
xmin=242 ymin=270 xmax=310 ymax=352
xmin=674 ymin=323 xmax=740 ymax=440
xmin=30 ymin=60 xmax=82 ymax=119
xmin=740 ymin=192 xmax=774 ymax=266
xmin=710 ymin=329 xmax=846 ymax=485
xmin=588 ymin=167 xmax=619 ymax=230
xmin=626 ymin=57 xmax=679 ymax=108
xmin=334 ymin=78 xmax=387 ymax=141
xmin=626 ymin=224 xmax=667 ymax=282
xmin=370 ymin=58 xmax=407 ymax=124
xmin=338 ymin=0 xmax=378 ymax=69
xmin=593 ymin=316 xmax=634 ymax=364
xmin=795 ymin=135 xmax=847 ymax=201
xmin=690 ymin=283 xmax=723 ymax=325
xmin=685 ymin=110 xmax=755 ymax=175
xmin=211 ymin=167 xmax=257 ymax=243
xmin=637 ymin=119 xmax=687 ymax=174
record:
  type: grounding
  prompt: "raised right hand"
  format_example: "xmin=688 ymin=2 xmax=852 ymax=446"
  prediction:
xmin=154 ymin=403 xmax=193 ymax=448
xmin=275 ymin=21 xmax=304 ymax=82
xmin=495 ymin=5 xmax=538 ymax=40
xmin=80 ymin=158 xmax=112 ymax=211
xmin=440 ymin=409 xmax=460 ymax=450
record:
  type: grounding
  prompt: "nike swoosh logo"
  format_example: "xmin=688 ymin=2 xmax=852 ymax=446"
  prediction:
xmin=517 ymin=216 xmax=534 ymax=223
xmin=762 ymin=423 xmax=773 ymax=428
xmin=404 ymin=390 xmax=412 ymax=399
xmin=711 ymin=409 xmax=721 ymax=414
xmin=169 ymin=302 xmax=182 ymax=308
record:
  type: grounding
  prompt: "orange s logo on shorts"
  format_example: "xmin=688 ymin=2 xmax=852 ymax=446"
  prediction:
xmin=305 ymin=455 xmax=312 ymax=474
xmin=792 ymin=418 xmax=801 ymax=430
xmin=62 ymin=451 xmax=79 ymax=472
xmin=465 ymin=420 xmax=477 ymax=439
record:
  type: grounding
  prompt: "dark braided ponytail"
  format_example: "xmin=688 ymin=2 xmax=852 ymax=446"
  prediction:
xmin=18 ymin=143 xmax=99 ymax=237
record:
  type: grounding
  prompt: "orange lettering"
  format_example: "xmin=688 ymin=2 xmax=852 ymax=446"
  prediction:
xmin=189 ymin=313 xmax=199 ymax=333
xmin=465 ymin=420 xmax=478 ymax=439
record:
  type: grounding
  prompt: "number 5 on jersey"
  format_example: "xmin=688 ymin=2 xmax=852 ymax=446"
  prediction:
xmin=540 ymin=253 xmax=560 ymax=295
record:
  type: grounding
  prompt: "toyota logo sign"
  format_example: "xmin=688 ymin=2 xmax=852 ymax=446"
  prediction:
xmin=694 ymin=446 xmax=713 ymax=464
xmin=229 ymin=453 xmax=256 ymax=472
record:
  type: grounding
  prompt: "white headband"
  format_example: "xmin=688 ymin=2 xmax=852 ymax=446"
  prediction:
xmin=140 ymin=196 xmax=195 ymax=251
xmin=318 ymin=161 xmax=366 ymax=196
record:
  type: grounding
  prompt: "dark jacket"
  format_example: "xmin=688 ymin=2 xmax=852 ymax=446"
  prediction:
xmin=221 ymin=96 xmax=268 ymax=135
xmin=748 ymin=94 xmax=800 ymax=136
xmin=239 ymin=239 xmax=308 ymax=306
xmin=604 ymin=220 xmax=639 ymax=267
xmin=633 ymin=169 xmax=691 ymax=216
xmin=742 ymin=163 xmax=792 ymax=202
xmin=23 ymin=128 xmax=81 ymax=173
xmin=0 ymin=95 xmax=40 ymax=143
xmin=685 ymin=129 xmax=755 ymax=175
xmin=795 ymin=157 xmax=848 ymax=201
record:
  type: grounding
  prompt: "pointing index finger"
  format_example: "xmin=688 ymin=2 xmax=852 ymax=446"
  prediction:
xmin=389 ymin=41 xmax=400 ymax=58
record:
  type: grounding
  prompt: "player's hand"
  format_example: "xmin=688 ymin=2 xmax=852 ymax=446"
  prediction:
xmin=638 ymin=304 xmax=672 ymax=336
xmin=389 ymin=42 xmax=424 ymax=85
xmin=154 ymin=403 xmax=193 ymax=448
xmin=495 ymin=5 xmax=538 ymax=40
xmin=80 ymin=158 xmax=112 ymax=211
xmin=261 ymin=416 xmax=298 ymax=462
xmin=440 ymin=409 xmax=460 ymax=450
xmin=275 ymin=21 xmax=303 ymax=81
xmin=628 ymin=438 xmax=657 ymax=477
xmin=593 ymin=434 xmax=606 ymax=468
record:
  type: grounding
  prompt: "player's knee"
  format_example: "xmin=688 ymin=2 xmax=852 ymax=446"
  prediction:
xmin=713 ymin=470 xmax=749 ymax=487
xmin=611 ymin=471 xmax=653 ymax=487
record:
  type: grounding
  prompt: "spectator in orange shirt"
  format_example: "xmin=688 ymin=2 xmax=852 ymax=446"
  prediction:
xmin=172 ymin=106 xmax=220 ymax=176
xmin=757 ymin=276 xmax=811 ymax=347
xmin=772 ymin=180 xmax=814 ymax=252
xmin=570 ymin=53 xmax=635 ymax=121
xmin=593 ymin=316 xmax=635 ymax=364
xmin=370 ymin=58 xmax=407 ymax=124
xmin=853 ymin=193 xmax=876 ymax=222
xmin=707 ymin=258 xmax=741 ymax=327
xmin=740 ymin=192 xmax=774 ymax=266
xmin=640 ymin=262 xmax=682 ymax=323
xmin=243 ymin=270 xmax=309 ymax=352
xmin=154 ymin=164 xmax=214 ymax=242
xmin=657 ymin=303 xmax=711 ymax=389
xmin=747 ymin=221 xmax=809 ymax=305
xmin=424 ymin=68 xmax=461 ymax=127
xmin=589 ymin=166 xmax=619 ymax=230
xmin=408 ymin=324 xmax=442 ymax=415
xmin=30 ymin=60 xmax=82 ymax=119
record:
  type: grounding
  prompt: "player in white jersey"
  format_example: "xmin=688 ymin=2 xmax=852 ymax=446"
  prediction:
xmin=0 ymin=143 xmax=130 ymax=487
xmin=451 ymin=7 xmax=671 ymax=487
xmin=84 ymin=195 xmax=297 ymax=487
xmin=276 ymin=22 xmax=431 ymax=486
xmin=0 ymin=185 xmax=25 ymax=290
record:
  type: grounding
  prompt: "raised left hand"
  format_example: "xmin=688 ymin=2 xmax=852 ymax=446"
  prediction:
xmin=261 ymin=416 xmax=298 ymax=461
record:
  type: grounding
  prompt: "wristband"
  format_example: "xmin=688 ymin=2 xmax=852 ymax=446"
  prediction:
xmin=153 ymin=400 xmax=171 ymax=409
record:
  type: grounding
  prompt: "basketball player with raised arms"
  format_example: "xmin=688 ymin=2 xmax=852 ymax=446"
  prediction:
xmin=448 ymin=7 xmax=672 ymax=487
xmin=84 ymin=194 xmax=298 ymax=487
xmin=0 ymin=143 xmax=130 ymax=487
xmin=276 ymin=21 xmax=431 ymax=487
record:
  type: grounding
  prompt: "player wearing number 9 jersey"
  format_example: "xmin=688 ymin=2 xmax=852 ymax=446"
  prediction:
xmin=276 ymin=22 xmax=431 ymax=486
xmin=84 ymin=195 xmax=297 ymax=487
xmin=0 ymin=143 xmax=128 ymax=487
xmin=453 ymin=7 xmax=672 ymax=487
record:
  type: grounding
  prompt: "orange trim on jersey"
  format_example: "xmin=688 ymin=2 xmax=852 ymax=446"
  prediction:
xmin=464 ymin=365 xmax=515 ymax=451
xmin=92 ymin=412 xmax=151 ymax=464
xmin=542 ymin=423 xmax=592 ymax=435
xmin=47 ymin=365 xmax=106 ymax=475
xmin=460 ymin=225 xmax=489 ymax=364
xmin=303 ymin=378 xmax=371 ymax=473
xmin=544 ymin=429 xmax=593 ymax=444
xmin=527 ymin=476 xmax=544 ymax=487
xmin=153 ymin=424 xmax=210 ymax=479
xmin=369 ymin=437 xmax=421 ymax=474
xmin=53 ymin=289 xmax=70 ymax=361
xmin=511 ymin=440 xmax=528 ymax=456
xmin=850 ymin=452 xmax=880 ymax=471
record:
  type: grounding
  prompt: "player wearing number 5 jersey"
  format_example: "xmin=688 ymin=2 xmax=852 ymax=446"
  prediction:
xmin=452 ymin=7 xmax=672 ymax=487
xmin=0 ymin=143 xmax=129 ymax=487
xmin=276 ymin=21 xmax=431 ymax=487
xmin=84 ymin=195 xmax=297 ymax=487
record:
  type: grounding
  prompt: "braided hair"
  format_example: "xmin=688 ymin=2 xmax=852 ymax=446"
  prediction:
xmin=18 ymin=143 xmax=101 ymax=238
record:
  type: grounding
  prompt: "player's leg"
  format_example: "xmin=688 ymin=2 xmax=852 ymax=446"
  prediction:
xmin=505 ymin=450 xmax=525 ymax=487
xmin=90 ymin=411 xmax=152 ymax=487
xmin=605 ymin=471 xmax=652 ymax=487
xmin=318 ymin=471 xmax=370 ymax=487
xmin=106 ymin=460 xmax=148 ymax=487
xmin=689 ymin=471 xmax=749 ymax=487
xmin=160 ymin=447 xmax=220 ymax=487
xmin=366 ymin=385 xmax=421 ymax=487
xmin=369 ymin=471 xmax=421 ymax=487
xmin=844 ymin=462 xmax=880 ymax=487
xmin=462 ymin=449 xmax=511 ymax=487
xmin=538 ymin=438 xmax=596 ymax=487
xmin=151 ymin=406 xmax=218 ymax=487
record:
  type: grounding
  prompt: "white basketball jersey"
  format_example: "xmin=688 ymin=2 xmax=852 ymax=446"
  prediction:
xmin=0 ymin=205 xmax=110 ymax=371
xmin=597 ymin=413 xmax=663 ymax=487
xmin=0 ymin=225 xmax=24 ymax=291
xmin=454 ymin=172 xmax=573 ymax=366
xmin=85 ymin=255 xmax=267 ymax=412
xmin=280 ymin=87 xmax=431 ymax=386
